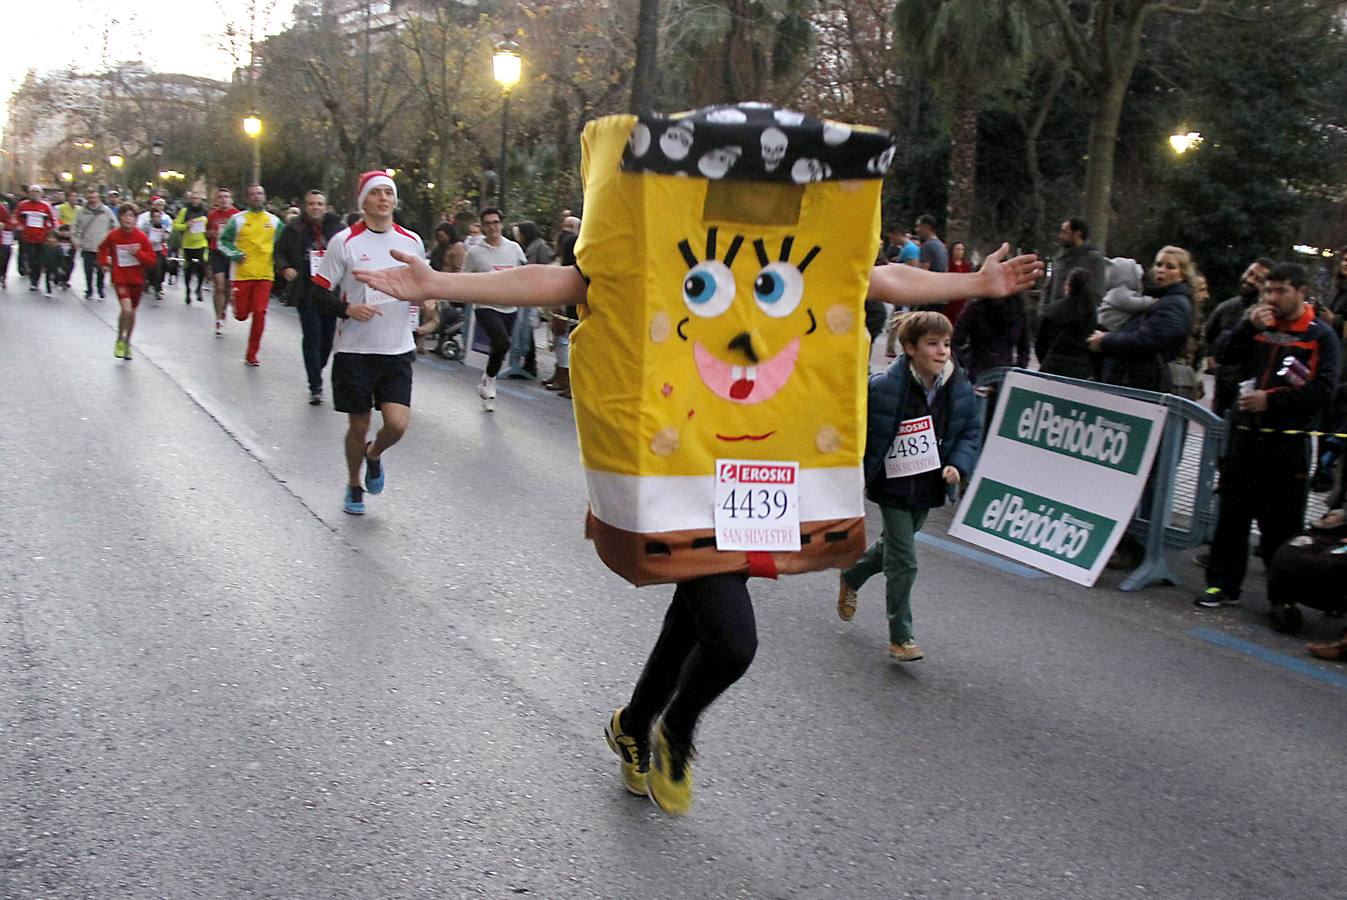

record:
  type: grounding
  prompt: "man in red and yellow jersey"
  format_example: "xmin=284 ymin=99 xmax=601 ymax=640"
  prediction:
xmin=218 ymin=184 xmax=282 ymax=365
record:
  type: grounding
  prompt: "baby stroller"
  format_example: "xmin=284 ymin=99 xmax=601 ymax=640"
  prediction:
xmin=428 ymin=301 xmax=464 ymax=361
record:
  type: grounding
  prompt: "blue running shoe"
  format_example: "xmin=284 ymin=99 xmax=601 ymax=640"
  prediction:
xmin=364 ymin=443 xmax=384 ymax=494
xmin=343 ymin=485 xmax=366 ymax=515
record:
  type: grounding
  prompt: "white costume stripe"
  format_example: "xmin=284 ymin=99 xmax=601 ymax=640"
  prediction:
xmin=585 ymin=465 xmax=864 ymax=534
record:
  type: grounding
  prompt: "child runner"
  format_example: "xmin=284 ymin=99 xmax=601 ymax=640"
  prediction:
xmin=354 ymin=107 xmax=1041 ymax=816
xmin=836 ymin=311 xmax=982 ymax=661
xmin=97 ymin=205 xmax=158 ymax=360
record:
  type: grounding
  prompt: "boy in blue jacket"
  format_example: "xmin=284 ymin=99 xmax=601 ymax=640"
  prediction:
xmin=837 ymin=311 xmax=982 ymax=661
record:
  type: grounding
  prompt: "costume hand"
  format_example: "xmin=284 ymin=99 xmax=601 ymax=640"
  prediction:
xmin=354 ymin=249 xmax=436 ymax=302
xmin=346 ymin=303 xmax=384 ymax=322
xmin=1237 ymin=389 xmax=1269 ymax=413
xmin=978 ymin=243 xmax=1044 ymax=297
xmin=1087 ymin=330 xmax=1107 ymax=352
xmin=942 ymin=466 xmax=961 ymax=486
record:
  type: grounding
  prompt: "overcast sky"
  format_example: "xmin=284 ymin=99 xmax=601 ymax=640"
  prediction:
xmin=2 ymin=0 xmax=291 ymax=132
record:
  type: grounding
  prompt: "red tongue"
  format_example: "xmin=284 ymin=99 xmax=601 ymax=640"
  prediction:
xmin=730 ymin=378 xmax=754 ymax=400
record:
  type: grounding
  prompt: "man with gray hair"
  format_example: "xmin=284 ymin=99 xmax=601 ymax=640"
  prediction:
xmin=74 ymin=189 xmax=116 ymax=298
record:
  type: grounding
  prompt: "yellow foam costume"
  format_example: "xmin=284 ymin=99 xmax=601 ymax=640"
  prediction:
xmin=571 ymin=105 xmax=894 ymax=586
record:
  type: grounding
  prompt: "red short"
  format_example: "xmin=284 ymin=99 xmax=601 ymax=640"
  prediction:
xmin=115 ymin=284 xmax=143 ymax=309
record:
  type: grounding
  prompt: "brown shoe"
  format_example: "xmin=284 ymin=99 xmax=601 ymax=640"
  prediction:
xmin=837 ymin=574 xmax=857 ymax=621
xmin=1307 ymin=636 xmax=1347 ymax=662
xmin=888 ymin=640 xmax=925 ymax=662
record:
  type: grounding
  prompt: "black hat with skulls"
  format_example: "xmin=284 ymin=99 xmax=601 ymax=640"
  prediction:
xmin=622 ymin=103 xmax=895 ymax=184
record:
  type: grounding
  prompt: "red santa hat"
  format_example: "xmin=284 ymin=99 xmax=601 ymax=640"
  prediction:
xmin=356 ymin=170 xmax=398 ymax=208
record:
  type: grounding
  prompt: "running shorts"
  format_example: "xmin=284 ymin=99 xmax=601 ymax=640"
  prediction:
xmin=332 ymin=350 xmax=415 ymax=413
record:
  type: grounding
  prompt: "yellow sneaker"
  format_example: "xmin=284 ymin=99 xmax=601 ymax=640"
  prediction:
xmin=647 ymin=720 xmax=696 ymax=816
xmin=604 ymin=707 xmax=650 ymax=796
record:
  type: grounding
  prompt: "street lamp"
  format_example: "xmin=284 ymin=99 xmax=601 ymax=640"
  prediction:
xmin=1169 ymin=130 xmax=1203 ymax=154
xmin=81 ymin=163 xmax=94 ymax=175
xmin=493 ymin=37 xmax=521 ymax=214
xmin=59 ymin=171 xmax=73 ymax=183
xmin=242 ymin=112 xmax=263 ymax=184
xmin=108 ymin=151 xmax=125 ymax=169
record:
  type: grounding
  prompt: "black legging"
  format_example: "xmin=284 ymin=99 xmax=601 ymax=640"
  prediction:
xmin=623 ymin=574 xmax=758 ymax=744
xmin=0 ymin=245 xmax=11 ymax=281
xmin=475 ymin=307 xmax=516 ymax=377
xmin=20 ymin=242 xmax=42 ymax=288
xmin=183 ymin=248 xmax=207 ymax=296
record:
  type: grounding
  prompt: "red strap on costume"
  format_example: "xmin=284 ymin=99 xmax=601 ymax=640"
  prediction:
xmin=745 ymin=552 xmax=778 ymax=579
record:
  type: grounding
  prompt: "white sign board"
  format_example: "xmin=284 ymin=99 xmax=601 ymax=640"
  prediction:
xmin=948 ymin=371 xmax=1166 ymax=586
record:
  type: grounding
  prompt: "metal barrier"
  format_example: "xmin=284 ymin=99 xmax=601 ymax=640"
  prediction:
xmin=974 ymin=368 xmax=1225 ymax=592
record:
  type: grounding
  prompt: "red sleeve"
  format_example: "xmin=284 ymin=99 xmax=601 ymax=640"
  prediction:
xmin=97 ymin=233 xmax=112 ymax=268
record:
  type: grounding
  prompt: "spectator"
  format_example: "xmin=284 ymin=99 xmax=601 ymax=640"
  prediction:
xmin=1036 ymin=267 xmax=1099 ymax=379
xmin=1046 ymin=216 xmax=1107 ymax=306
xmin=1205 ymin=258 xmax=1273 ymax=416
xmin=1317 ymin=246 xmax=1347 ymax=337
xmin=508 ymin=221 xmax=554 ymax=378
xmin=548 ymin=216 xmax=581 ymax=398
xmin=942 ymin=240 xmax=973 ymax=325
xmin=1087 ymin=245 xmax=1196 ymax=392
xmin=1196 ymin=262 xmax=1340 ymax=609
xmin=428 ymin=222 xmax=465 ymax=274
xmin=914 ymin=214 xmax=948 ymax=272
xmin=952 ymin=292 xmax=1030 ymax=382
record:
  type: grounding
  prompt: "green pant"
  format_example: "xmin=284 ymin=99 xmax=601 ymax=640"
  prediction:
xmin=842 ymin=505 xmax=928 ymax=644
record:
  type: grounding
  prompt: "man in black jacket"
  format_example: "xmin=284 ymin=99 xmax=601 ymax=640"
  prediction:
xmin=1204 ymin=257 xmax=1273 ymax=416
xmin=1197 ymin=262 xmax=1341 ymax=609
xmin=1046 ymin=217 xmax=1108 ymax=307
xmin=277 ymin=189 xmax=345 ymax=404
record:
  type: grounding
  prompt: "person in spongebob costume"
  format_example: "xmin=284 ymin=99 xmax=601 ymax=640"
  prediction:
xmin=355 ymin=104 xmax=1042 ymax=816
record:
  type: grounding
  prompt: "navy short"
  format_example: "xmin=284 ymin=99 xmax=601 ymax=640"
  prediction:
xmin=332 ymin=351 xmax=415 ymax=414
xmin=209 ymin=248 xmax=231 ymax=275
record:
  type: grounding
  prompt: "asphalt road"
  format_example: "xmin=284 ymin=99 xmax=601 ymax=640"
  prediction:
xmin=2 ymin=276 xmax=1345 ymax=899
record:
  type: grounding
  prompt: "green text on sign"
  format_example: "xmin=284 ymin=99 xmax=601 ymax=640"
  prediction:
xmin=997 ymin=387 xmax=1154 ymax=474
xmin=962 ymin=478 xmax=1116 ymax=570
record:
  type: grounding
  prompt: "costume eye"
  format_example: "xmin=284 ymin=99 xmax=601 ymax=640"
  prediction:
xmin=682 ymin=261 xmax=736 ymax=317
xmin=753 ymin=262 xmax=804 ymax=318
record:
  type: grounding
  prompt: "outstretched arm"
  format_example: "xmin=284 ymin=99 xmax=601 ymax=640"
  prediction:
xmin=867 ymin=243 xmax=1042 ymax=305
xmin=354 ymin=249 xmax=588 ymax=307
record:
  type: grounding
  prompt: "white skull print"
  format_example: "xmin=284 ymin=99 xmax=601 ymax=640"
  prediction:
xmin=759 ymin=128 xmax=788 ymax=172
xmin=822 ymin=122 xmax=852 ymax=146
xmin=790 ymin=157 xmax=832 ymax=184
xmin=659 ymin=121 xmax=695 ymax=161
xmin=629 ymin=123 xmax=652 ymax=157
xmin=697 ymin=145 xmax=743 ymax=179
xmin=705 ymin=107 xmax=748 ymax=124
xmin=867 ymin=146 xmax=896 ymax=175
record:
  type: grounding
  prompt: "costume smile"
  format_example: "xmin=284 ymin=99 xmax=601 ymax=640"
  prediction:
xmin=693 ymin=338 xmax=799 ymax=404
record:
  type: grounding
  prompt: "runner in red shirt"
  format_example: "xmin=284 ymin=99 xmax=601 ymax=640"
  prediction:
xmin=97 ymin=205 xmax=158 ymax=361
xmin=14 ymin=185 xmax=58 ymax=292
xmin=207 ymin=187 xmax=241 ymax=335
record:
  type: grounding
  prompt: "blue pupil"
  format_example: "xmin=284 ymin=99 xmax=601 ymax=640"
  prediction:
xmin=755 ymin=273 xmax=784 ymax=303
xmin=685 ymin=273 xmax=713 ymax=304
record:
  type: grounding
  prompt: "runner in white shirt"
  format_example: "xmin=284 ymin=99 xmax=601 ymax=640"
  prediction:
xmin=462 ymin=207 xmax=527 ymax=410
xmin=311 ymin=171 xmax=426 ymax=516
xmin=136 ymin=199 xmax=173 ymax=298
